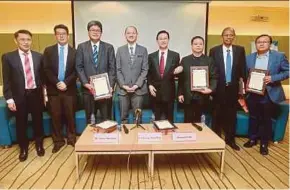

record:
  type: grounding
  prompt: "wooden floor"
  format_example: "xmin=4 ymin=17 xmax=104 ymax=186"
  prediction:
xmin=0 ymin=129 xmax=289 ymax=189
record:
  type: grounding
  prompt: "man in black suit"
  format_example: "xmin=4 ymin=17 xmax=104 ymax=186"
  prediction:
xmin=76 ymin=20 xmax=116 ymax=124
xmin=2 ymin=30 xmax=45 ymax=161
xmin=43 ymin=24 xmax=77 ymax=153
xmin=148 ymin=30 xmax=180 ymax=122
xmin=209 ymin=27 xmax=246 ymax=151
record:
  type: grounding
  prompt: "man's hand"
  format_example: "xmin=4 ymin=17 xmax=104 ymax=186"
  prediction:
xmin=8 ymin=103 xmax=17 ymax=112
xmin=122 ymin=85 xmax=131 ymax=92
xmin=173 ymin=66 xmax=183 ymax=75
xmin=178 ymin=95 xmax=184 ymax=103
xmin=130 ymin=85 xmax=138 ymax=92
xmin=149 ymin=85 xmax=157 ymax=97
xmin=57 ymin=82 xmax=67 ymax=91
xmin=264 ymin=76 xmax=272 ymax=84
xmin=84 ymin=83 xmax=93 ymax=91
xmin=199 ymin=87 xmax=212 ymax=94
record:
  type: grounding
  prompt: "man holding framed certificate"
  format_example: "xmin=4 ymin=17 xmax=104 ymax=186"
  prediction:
xmin=244 ymin=34 xmax=289 ymax=155
xmin=76 ymin=20 xmax=116 ymax=124
xmin=178 ymin=36 xmax=218 ymax=123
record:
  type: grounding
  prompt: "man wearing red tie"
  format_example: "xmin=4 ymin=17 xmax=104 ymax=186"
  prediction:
xmin=148 ymin=30 xmax=180 ymax=122
xmin=2 ymin=30 xmax=45 ymax=161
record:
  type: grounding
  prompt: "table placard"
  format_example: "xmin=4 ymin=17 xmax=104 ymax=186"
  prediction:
xmin=172 ymin=132 xmax=196 ymax=142
xmin=138 ymin=133 xmax=162 ymax=143
xmin=93 ymin=133 xmax=119 ymax=144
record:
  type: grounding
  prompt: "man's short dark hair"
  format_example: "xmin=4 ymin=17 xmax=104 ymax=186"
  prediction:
xmin=14 ymin=29 xmax=32 ymax=39
xmin=54 ymin=24 xmax=69 ymax=34
xmin=87 ymin=20 xmax=103 ymax=32
xmin=156 ymin=30 xmax=170 ymax=40
xmin=191 ymin=36 xmax=204 ymax=45
xmin=255 ymin=34 xmax=273 ymax=44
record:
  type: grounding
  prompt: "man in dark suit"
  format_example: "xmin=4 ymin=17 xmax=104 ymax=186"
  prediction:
xmin=209 ymin=27 xmax=246 ymax=151
xmin=2 ymin=30 xmax=45 ymax=161
xmin=43 ymin=24 xmax=77 ymax=153
xmin=116 ymin=26 xmax=148 ymax=123
xmin=244 ymin=34 xmax=289 ymax=155
xmin=76 ymin=20 xmax=116 ymax=124
xmin=148 ymin=30 xmax=180 ymax=122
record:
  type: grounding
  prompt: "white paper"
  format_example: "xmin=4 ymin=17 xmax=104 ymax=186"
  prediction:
xmin=138 ymin=133 xmax=162 ymax=142
xmin=192 ymin=69 xmax=207 ymax=87
xmin=93 ymin=133 xmax=119 ymax=143
xmin=96 ymin=120 xmax=118 ymax=129
xmin=172 ymin=133 xmax=196 ymax=142
xmin=92 ymin=77 xmax=109 ymax=96
xmin=154 ymin=120 xmax=174 ymax=129
xmin=248 ymin=72 xmax=265 ymax=90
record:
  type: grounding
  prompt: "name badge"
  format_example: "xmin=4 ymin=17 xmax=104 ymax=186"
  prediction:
xmin=138 ymin=133 xmax=162 ymax=143
xmin=93 ymin=133 xmax=119 ymax=144
xmin=172 ymin=133 xmax=196 ymax=142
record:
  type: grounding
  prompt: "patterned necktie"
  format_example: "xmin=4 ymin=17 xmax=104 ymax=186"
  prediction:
xmin=24 ymin=53 xmax=34 ymax=89
xmin=159 ymin=52 xmax=165 ymax=78
xmin=130 ymin=46 xmax=134 ymax=64
xmin=58 ymin=46 xmax=65 ymax=81
xmin=226 ymin=49 xmax=232 ymax=83
xmin=93 ymin=45 xmax=98 ymax=66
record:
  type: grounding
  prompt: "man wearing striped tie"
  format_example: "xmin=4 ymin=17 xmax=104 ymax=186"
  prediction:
xmin=2 ymin=30 xmax=45 ymax=161
xmin=76 ymin=21 xmax=116 ymax=124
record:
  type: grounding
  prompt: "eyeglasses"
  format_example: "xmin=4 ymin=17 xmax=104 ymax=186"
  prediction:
xmin=18 ymin=38 xmax=32 ymax=42
xmin=223 ymin=34 xmax=235 ymax=37
xmin=256 ymin=41 xmax=270 ymax=44
xmin=56 ymin=33 xmax=67 ymax=36
xmin=89 ymin=29 xmax=102 ymax=33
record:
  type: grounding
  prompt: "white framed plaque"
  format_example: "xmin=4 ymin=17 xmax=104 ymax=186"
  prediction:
xmin=190 ymin=66 xmax=209 ymax=91
xmin=90 ymin=73 xmax=111 ymax=100
xmin=246 ymin=69 xmax=268 ymax=95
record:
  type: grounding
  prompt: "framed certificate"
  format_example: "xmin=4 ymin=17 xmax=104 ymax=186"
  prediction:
xmin=190 ymin=66 xmax=209 ymax=91
xmin=90 ymin=73 xmax=111 ymax=100
xmin=246 ymin=69 xmax=268 ymax=95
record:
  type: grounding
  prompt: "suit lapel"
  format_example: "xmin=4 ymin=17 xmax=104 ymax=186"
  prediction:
xmin=65 ymin=45 xmax=73 ymax=77
xmin=86 ymin=41 xmax=94 ymax=65
xmin=31 ymin=51 xmax=38 ymax=80
xmin=97 ymin=41 xmax=105 ymax=68
xmin=133 ymin=44 xmax=140 ymax=65
xmin=14 ymin=51 xmax=25 ymax=78
xmin=52 ymin=44 xmax=59 ymax=76
xmin=164 ymin=50 xmax=172 ymax=74
xmin=267 ymin=50 xmax=273 ymax=70
xmin=251 ymin=52 xmax=257 ymax=69
xmin=153 ymin=51 xmax=160 ymax=76
xmin=231 ymin=45 xmax=237 ymax=80
xmin=218 ymin=45 xmax=225 ymax=80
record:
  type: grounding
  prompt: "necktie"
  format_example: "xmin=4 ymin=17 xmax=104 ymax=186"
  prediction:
xmin=159 ymin=52 xmax=165 ymax=78
xmin=24 ymin=53 xmax=34 ymax=89
xmin=129 ymin=46 xmax=134 ymax=64
xmin=58 ymin=46 xmax=65 ymax=81
xmin=93 ymin=45 xmax=98 ymax=66
xmin=226 ymin=49 xmax=232 ymax=83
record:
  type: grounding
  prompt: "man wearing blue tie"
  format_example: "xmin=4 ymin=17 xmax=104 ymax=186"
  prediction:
xmin=243 ymin=34 xmax=289 ymax=155
xmin=43 ymin=24 xmax=77 ymax=153
xmin=209 ymin=27 xmax=246 ymax=151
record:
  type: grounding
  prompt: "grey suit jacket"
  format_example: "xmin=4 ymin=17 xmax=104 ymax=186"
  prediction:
xmin=75 ymin=40 xmax=116 ymax=94
xmin=116 ymin=44 xmax=148 ymax=95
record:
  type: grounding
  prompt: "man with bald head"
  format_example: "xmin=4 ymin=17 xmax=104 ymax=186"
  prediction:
xmin=116 ymin=26 xmax=148 ymax=124
xmin=209 ymin=27 xmax=246 ymax=151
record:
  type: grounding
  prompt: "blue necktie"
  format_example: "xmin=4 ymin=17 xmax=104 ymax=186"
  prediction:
xmin=226 ymin=49 xmax=232 ymax=83
xmin=93 ymin=45 xmax=98 ymax=66
xmin=58 ymin=46 xmax=65 ymax=81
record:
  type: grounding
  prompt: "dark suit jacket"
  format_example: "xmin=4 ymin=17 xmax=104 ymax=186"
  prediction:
xmin=209 ymin=45 xmax=246 ymax=102
xmin=75 ymin=40 xmax=116 ymax=94
xmin=43 ymin=44 xmax=77 ymax=96
xmin=2 ymin=50 xmax=43 ymax=104
xmin=178 ymin=54 xmax=218 ymax=104
xmin=148 ymin=50 xmax=180 ymax=102
xmin=246 ymin=50 xmax=289 ymax=104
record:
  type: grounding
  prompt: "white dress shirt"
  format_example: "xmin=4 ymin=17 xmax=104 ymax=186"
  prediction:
xmin=58 ymin=43 xmax=68 ymax=69
xmin=128 ymin=43 xmax=136 ymax=55
xmin=159 ymin=49 xmax=168 ymax=68
xmin=222 ymin=45 xmax=233 ymax=72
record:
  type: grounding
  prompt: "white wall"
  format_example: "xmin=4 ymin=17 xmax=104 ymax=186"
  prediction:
xmin=73 ymin=1 xmax=207 ymax=57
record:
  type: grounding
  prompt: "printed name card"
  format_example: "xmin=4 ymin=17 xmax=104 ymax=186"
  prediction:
xmin=93 ymin=133 xmax=119 ymax=144
xmin=138 ymin=133 xmax=162 ymax=143
xmin=172 ymin=133 xmax=196 ymax=142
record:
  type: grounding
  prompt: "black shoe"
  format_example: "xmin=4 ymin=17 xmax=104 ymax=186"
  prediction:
xmin=260 ymin=144 xmax=268 ymax=155
xmin=19 ymin=148 xmax=28 ymax=162
xmin=243 ymin=140 xmax=257 ymax=148
xmin=227 ymin=142 xmax=240 ymax=151
xmin=52 ymin=143 xmax=65 ymax=153
xmin=36 ymin=144 xmax=45 ymax=156
xmin=67 ymin=141 xmax=75 ymax=147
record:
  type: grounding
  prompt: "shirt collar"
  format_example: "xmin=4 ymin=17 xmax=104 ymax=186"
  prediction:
xmin=91 ymin=41 xmax=100 ymax=48
xmin=58 ymin=43 xmax=68 ymax=50
xmin=128 ymin=43 xmax=136 ymax=50
xmin=257 ymin=51 xmax=270 ymax=58
xmin=159 ymin=49 xmax=168 ymax=56
xmin=18 ymin=49 xmax=31 ymax=55
xmin=222 ymin=45 xmax=233 ymax=52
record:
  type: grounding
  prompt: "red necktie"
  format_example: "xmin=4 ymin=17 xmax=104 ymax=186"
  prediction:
xmin=24 ymin=53 xmax=34 ymax=89
xmin=159 ymin=52 xmax=165 ymax=78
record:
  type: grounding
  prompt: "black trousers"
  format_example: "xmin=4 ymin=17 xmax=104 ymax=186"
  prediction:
xmin=15 ymin=88 xmax=44 ymax=149
xmin=184 ymin=99 xmax=205 ymax=123
xmin=83 ymin=94 xmax=110 ymax=123
xmin=247 ymin=93 xmax=276 ymax=145
xmin=153 ymin=100 xmax=174 ymax=122
xmin=212 ymin=86 xmax=238 ymax=144
xmin=48 ymin=93 xmax=76 ymax=145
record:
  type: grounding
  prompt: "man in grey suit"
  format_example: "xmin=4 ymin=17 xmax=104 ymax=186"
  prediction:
xmin=116 ymin=26 xmax=148 ymax=123
xmin=76 ymin=20 xmax=116 ymax=123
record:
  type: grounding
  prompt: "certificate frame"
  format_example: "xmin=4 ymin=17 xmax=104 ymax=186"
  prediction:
xmin=190 ymin=66 xmax=209 ymax=91
xmin=152 ymin=120 xmax=178 ymax=131
xmin=90 ymin=73 xmax=111 ymax=100
xmin=246 ymin=68 xmax=268 ymax=95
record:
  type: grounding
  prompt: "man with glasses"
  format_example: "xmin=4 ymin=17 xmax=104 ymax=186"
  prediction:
xmin=43 ymin=24 xmax=77 ymax=153
xmin=2 ymin=30 xmax=45 ymax=161
xmin=76 ymin=20 xmax=116 ymax=124
xmin=243 ymin=34 xmax=289 ymax=155
xmin=209 ymin=27 xmax=246 ymax=151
